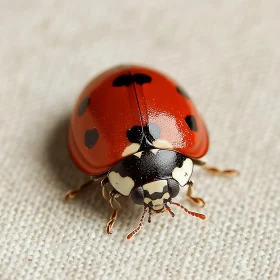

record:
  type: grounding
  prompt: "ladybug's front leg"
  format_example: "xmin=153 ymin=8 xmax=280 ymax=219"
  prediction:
xmin=101 ymin=178 xmax=121 ymax=234
xmin=186 ymin=180 xmax=205 ymax=207
xmin=192 ymin=158 xmax=239 ymax=176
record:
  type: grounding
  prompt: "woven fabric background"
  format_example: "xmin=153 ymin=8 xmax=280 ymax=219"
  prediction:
xmin=0 ymin=1 xmax=279 ymax=279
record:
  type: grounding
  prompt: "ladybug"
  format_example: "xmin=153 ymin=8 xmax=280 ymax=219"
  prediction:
xmin=65 ymin=64 xmax=238 ymax=239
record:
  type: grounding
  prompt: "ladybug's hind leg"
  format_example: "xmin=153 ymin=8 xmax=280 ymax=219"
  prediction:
xmin=101 ymin=178 xmax=121 ymax=234
xmin=65 ymin=174 xmax=105 ymax=202
xmin=192 ymin=158 xmax=239 ymax=176
xmin=186 ymin=180 xmax=205 ymax=207
xmin=65 ymin=180 xmax=93 ymax=202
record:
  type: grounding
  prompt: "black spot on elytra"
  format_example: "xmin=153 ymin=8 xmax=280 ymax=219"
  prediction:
xmin=176 ymin=85 xmax=190 ymax=99
xmin=127 ymin=126 xmax=143 ymax=143
xmin=126 ymin=123 xmax=161 ymax=150
xmin=78 ymin=97 xmax=91 ymax=116
xmin=112 ymin=73 xmax=152 ymax=87
xmin=112 ymin=74 xmax=133 ymax=87
xmin=84 ymin=128 xmax=99 ymax=148
xmin=133 ymin=73 xmax=152 ymax=85
xmin=185 ymin=115 xmax=198 ymax=132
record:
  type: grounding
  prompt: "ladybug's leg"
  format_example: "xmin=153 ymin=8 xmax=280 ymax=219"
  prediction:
xmin=101 ymin=177 xmax=110 ymax=200
xmin=106 ymin=191 xmax=121 ymax=234
xmin=65 ymin=180 xmax=93 ymax=202
xmin=186 ymin=180 xmax=205 ymax=207
xmin=65 ymin=174 xmax=106 ymax=202
xmin=192 ymin=158 xmax=239 ymax=176
xmin=101 ymin=178 xmax=121 ymax=234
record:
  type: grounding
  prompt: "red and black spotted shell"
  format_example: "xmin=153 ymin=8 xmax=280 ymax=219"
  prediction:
xmin=68 ymin=65 xmax=209 ymax=175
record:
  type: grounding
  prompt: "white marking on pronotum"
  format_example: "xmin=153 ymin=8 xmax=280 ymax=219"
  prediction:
xmin=143 ymin=180 xmax=167 ymax=195
xmin=153 ymin=139 xmax=173 ymax=149
xmin=151 ymin=149 xmax=159 ymax=154
xmin=172 ymin=158 xmax=193 ymax=186
xmin=134 ymin=151 xmax=143 ymax=158
xmin=122 ymin=143 xmax=140 ymax=156
xmin=108 ymin=171 xmax=134 ymax=196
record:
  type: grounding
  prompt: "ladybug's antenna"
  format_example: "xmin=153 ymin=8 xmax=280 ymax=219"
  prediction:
xmin=169 ymin=201 xmax=206 ymax=220
xmin=127 ymin=206 xmax=148 ymax=240
xmin=148 ymin=208 xmax=152 ymax=223
xmin=165 ymin=204 xmax=175 ymax=217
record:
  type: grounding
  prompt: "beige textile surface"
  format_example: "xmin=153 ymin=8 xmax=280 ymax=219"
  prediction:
xmin=0 ymin=0 xmax=280 ymax=279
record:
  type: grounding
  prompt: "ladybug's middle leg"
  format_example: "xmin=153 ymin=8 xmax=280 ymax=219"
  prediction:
xmin=186 ymin=179 xmax=205 ymax=207
xmin=192 ymin=158 xmax=239 ymax=176
xmin=101 ymin=178 xmax=121 ymax=234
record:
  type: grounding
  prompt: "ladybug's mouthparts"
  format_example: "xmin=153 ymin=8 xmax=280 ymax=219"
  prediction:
xmin=151 ymin=205 xmax=165 ymax=214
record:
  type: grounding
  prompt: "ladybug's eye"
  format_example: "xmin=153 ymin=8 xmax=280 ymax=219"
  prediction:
xmin=131 ymin=187 xmax=144 ymax=205
xmin=167 ymin=179 xmax=180 ymax=198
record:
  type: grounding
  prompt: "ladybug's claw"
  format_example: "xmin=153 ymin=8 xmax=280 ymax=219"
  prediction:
xmin=106 ymin=208 xmax=119 ymax=234
xmin=65 ymin=190 xmax=78 ymax=202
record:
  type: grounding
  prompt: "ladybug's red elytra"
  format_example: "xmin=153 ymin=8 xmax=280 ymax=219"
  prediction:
xmin=66 ymin=64 xmax=238 ymax=239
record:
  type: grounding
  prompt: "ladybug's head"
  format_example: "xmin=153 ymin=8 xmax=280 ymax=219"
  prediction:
xmin=108 ymin=149 xmax=206 ymax=239
xmin=130 ymin=179 xmax=179 ymax=214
